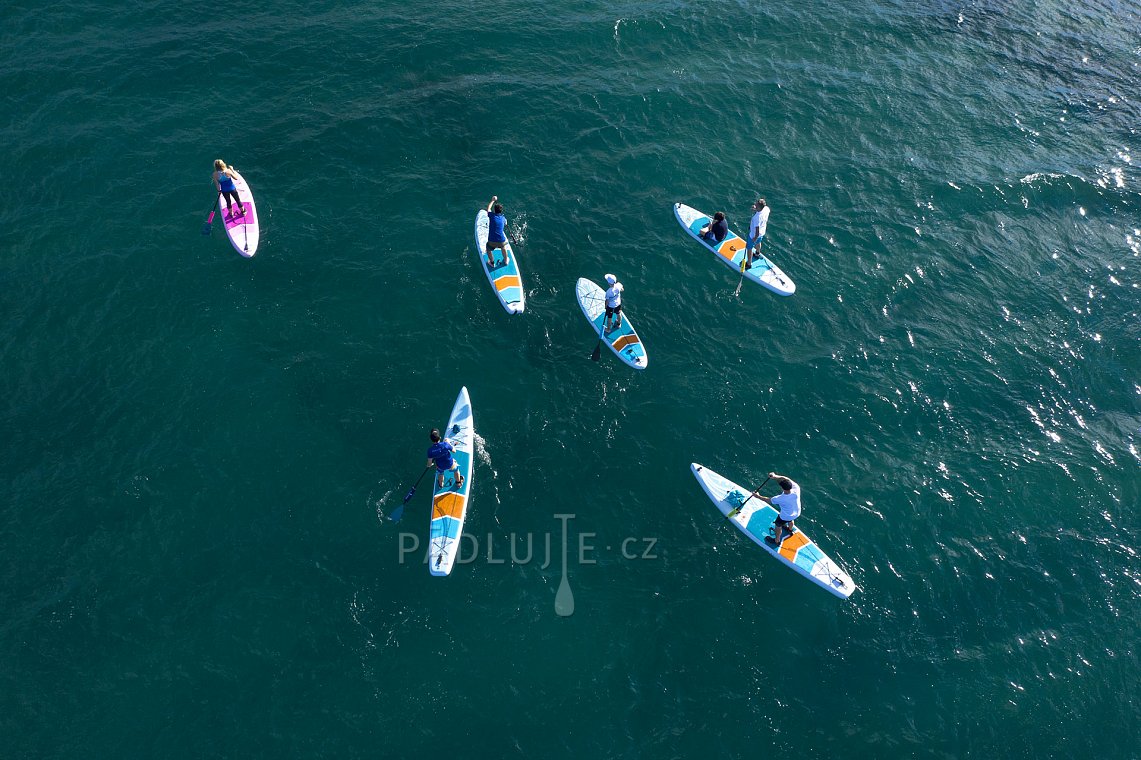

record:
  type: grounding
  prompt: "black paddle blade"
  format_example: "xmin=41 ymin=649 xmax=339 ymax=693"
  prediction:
xmin=201 ymin=221 xmax=212 ymax=235
xmin=591 ymin=343 xmax=602 ymax=361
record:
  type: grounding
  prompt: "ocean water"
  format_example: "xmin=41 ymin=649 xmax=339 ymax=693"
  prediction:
xmin=2 ymin=0 xmax=1139 ymax=756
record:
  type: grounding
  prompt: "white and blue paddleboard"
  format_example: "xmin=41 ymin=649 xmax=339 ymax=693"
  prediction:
xmin=690 ymin=463 xmax=856 ymax=599
xmin=673 ymin=203 xmax=794 ymax=296
xmin=429 ymin=387 xmax=474 ymax=577
xmin=474 ymin=209 xmax=526 ymax=314
xmin=575 ymin=278 xmax=648 ymax=370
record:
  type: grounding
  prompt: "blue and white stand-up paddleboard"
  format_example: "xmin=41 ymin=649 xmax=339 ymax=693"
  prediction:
xmin=673 ymin=203 xmax=794 ymax=296
xmin=474 ymin=209 xmax=526 ymax=314
xmin=429 ymin=387 xmax=474 ymax=577
xmin=690 ymin=463 xmax=856 ymax=599
xmin=575 ymin=278 xmax=648 ymax=370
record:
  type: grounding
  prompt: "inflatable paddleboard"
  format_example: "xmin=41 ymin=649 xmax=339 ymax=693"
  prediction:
xmin=690 ymin=463 xmax=856 ymax=598
xmin=220 ymin=169 xmax=259 ymax=258
xmin=575 ymin=278 xmax=648 ymax=370
xmin=429 ymin=387 xmax=474 ymax=577
xmin=474 ymin=209 xmax=525 ymax=314
xmin=674 ymin=203 xmax=793 ymax=296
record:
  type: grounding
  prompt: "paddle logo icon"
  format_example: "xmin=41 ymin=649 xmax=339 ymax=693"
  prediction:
xmin=395 ymin=513 xmax=659 ymax=615
xmin=554 ymin=513 xmax=575 ymax=617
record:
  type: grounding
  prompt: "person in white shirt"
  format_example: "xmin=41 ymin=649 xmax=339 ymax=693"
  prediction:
xmin=746 ymin=198 xmax=769 ymax=268
xmin=755 ymin=472 xmax=800 ymax=547
xmin=603 ymin=273 xmax=624 ymax=331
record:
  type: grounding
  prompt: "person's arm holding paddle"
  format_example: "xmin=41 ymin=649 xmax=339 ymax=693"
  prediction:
xmin=752 ymin=472 xmax=784 ymax=505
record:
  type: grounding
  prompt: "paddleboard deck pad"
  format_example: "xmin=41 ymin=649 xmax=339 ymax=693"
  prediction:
xmin=674 ymin=203 xmax=794 ymax=296
xmin=429 ymin=387 xmax=474 ymax=576
xmin=575 ymin=278 xmax=648 ymax=370
xmin=474 ymin=209 xmax=525 ymax=313
xmin=690 ymin=463 xmax=856 ymax=598
xmin=220 ymin=169 xmax=259 ymax=258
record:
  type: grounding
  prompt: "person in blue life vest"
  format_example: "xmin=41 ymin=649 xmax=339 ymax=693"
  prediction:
xmin=212 ymin=159 xmax=245 ymax=219
xmin=746 ymin=198 xmax=769 ymax=268
xmin=485 ymin=195 xmax=510 ymax=268
xmin=426 ymin=428 xmax=464 ymax=490
xmin=754 ymin=472 xmax=800 ymax=547
xmin=699 ymin=211 xmax=729 ymax=245
xmin=603 ymin=273 xmax=624 ymax=332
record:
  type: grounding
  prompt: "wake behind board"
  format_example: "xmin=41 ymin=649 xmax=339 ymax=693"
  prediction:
xmin=575 ymin=278 xmax=648 ymax=370
xmin=220 ymin=169 xmax=260 ymax=258
xmin=429 ymin=387 xmax=475 ymax=577
xmin=690 ymin=463 xmax=856 ymax=599
xmin=474 ymin=209 xmax=525 ymax=314
xmin=673 ymin=203 xmax=793 ymax=296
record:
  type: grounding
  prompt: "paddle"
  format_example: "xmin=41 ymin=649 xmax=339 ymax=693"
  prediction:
xmin=389 ymin=465 xmax=431 ymax=523
xmin=201 ymin=196 xmax=219 ymax=235
xmin=728 ymin=475 xmax=771 ymax=517
xmin=736 ymin=212 xmax=758 ymax=296
xmin=733 ymin=242 xmax=747 ymax=297
xmin=590 ymin=306 xmax=607 ymax=361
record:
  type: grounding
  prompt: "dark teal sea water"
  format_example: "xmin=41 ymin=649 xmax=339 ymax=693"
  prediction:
xmin=3 ymin=0 xmax=1139 ymax=756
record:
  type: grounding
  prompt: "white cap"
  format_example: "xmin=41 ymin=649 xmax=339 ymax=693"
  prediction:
xmin=605 ymin=273 xmax=617 ymax=284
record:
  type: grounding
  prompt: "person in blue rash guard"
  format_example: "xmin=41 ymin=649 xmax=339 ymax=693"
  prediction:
xmin=485 ymin=195 xmax=510 ymax=268
xmin=426 ymin=428 xmax=464 ymax=490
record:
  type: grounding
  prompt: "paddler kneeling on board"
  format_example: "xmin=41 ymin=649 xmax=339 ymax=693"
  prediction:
xmin=754 ymin=473 xmax=800 ymax=547
xmin=485 ymin=196 xmax=510 ymax=269
xmin=603 ymin=273 xmax=624 ymax=332
xmin=427 ymin=428 xmax=465 ymax=490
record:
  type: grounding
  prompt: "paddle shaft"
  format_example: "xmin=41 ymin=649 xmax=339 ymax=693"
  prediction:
xmin=404 ymin=465 xmax=432 ymax=503
xmin=729 ymin=475 xmax=771 ymax=516
xmin=389 ymin=465 xmax=432 ymax=522
xmin=201 ymin=195 xmax=219 ymax=234
xmin=590 ymin=306 xmax=606 ymax=361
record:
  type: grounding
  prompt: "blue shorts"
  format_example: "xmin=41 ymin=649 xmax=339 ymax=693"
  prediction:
xmin=435 ymin=460 xmax=459 ymax=474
